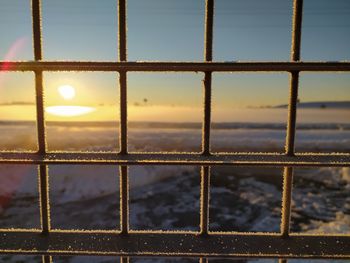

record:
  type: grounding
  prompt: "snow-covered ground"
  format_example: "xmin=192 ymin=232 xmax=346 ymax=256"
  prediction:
xmin=1 ymin=122 xmax=349 ymax=153
xmin=0 ymin=122 xmax=349 ymax=262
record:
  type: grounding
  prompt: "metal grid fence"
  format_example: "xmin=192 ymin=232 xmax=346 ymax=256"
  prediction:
xmin=0 ymin=0 xmax=350 ymax=262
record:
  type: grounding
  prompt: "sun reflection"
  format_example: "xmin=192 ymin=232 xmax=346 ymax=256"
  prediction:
xmin=46 ymin=105 xmax=95 ymax=117
xmin=45 ymin=84 xmax=95 ymax=117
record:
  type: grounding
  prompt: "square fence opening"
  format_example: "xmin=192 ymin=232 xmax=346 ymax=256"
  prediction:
xmin=128 ymin=73 xmax=202 ymax=153
xmin=291 ymin=167 xmax=350 ymax=234
xmin=0 ymin=164 xmax=40 ymax=229
xmin=44 ymin=72 xmax=120 ymax=152
xmin=0 ymin=72 xmax=37 ymax=152
xmin=209 ymin=166 xmax=283 ymax=233
xmin=127 ymin=0 xmax=204 ymax=61
xmin=42 ymin=0 xmax=118 ymax=61
xmin=49 ymin=165 xmax=120 ymax=230
xmin=211 ymin=73 xmax=289 ymax=153
xmin=129 ymin=165 xmax=200 ymax=231
xmin=296 ymin=73 xmax=350 ymax=153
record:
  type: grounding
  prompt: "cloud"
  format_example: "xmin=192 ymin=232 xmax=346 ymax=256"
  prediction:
xmin=0 ymin=101 xmax=35 ymax=106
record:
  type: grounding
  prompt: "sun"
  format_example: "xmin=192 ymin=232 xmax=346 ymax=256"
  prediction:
xmin=45 ymin=84 xmax=95 ymax=117
xmin=58 ymin=84 xmax=75 ymax=100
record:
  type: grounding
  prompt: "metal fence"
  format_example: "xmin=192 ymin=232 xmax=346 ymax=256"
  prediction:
xmin=0 ymin=0 xmax=350 ymax=262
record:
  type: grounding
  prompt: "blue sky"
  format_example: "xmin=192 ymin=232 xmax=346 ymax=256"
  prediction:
xmin=0 ymin=0 xmax=349 ymax=116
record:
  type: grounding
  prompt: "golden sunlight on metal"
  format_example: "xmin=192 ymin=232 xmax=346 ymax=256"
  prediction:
xmin=45 ymin=84 xmax=95 ymax=117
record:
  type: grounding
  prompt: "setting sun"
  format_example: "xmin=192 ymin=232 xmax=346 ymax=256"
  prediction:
xmin=58 ymin=84 xmax=75 ymax=100
xmin=45 ymin=84 xmax=95 ymax=117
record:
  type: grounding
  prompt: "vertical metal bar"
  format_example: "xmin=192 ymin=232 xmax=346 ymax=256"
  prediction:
xmin=285 ymin=0 xmax=303 ymax=155
xmin=202 ymin=0 xmax=214 ymax=155
xmin=118 ymin=0 xmax=127 ymax=154
xmin=38 ymin=165 xmax=50 ymax=233
xmin=285 ymin=71 xmax=300 ymax=155
xmin=32 ymin=0 xmax=45 ymax=153
xmin=280 ymin=166 xmax=293 ymax=236
xmin=199 ymin=258 xmax=208 ymax=263
xmin=290 ymin=0 xmax=303 ymax=63
xmin=202 ymin=73 xmax=212 ymax=155
xmin=281 ymin=0 xmax=303 ymax=237
xmin=34 ymin=71 xmax=46 ymax=153
xmin=119 ymin=72 xmax=128 ymax=154
xmin=32 ymin=2 xmax=52 ymax=263
xmin=119 ymin=166 xmax=129 ymax=234
xmin=32 ymin=0 xmax=42 ymax=62
xmin=200 ymin=166 xmax=210 ymax=235
xmin=279 ymin=259 xmax=288 ymax=263
xmin=32 ymin=0 xmax=51 ymax=236
xmin=118 ymin=0 xmax=127 ymax=63
xmin=120 ymin=256 xmax=129 ymax=263
xmin=118 ymin=0 xmax=127 ymax=153
xmin=204 ymin=0 xmax=214 ymax=62
xmin=200 ymin=0 xmax=214 ymax=237
xmin=42 ymin=255 xmax=52 ymax=263
xmin=118 ymin=0 xmax=129 ymax=235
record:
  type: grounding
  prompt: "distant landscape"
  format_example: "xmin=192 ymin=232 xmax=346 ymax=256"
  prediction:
xmin=0 ymin=100 xmax=349 ymax=263
xmin=274 ymin=100 xmax=350 ymax=109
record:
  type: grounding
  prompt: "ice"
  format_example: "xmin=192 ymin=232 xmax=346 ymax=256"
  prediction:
xmin=304 ymin=212 xmax=350 ymax=234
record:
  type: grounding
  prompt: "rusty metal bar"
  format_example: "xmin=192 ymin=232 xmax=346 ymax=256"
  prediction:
xmin=38 ymin=165 xmax=51 ymax=233
xmin=32 ymin=0 xmax=42 ymax=62
xmin=118 ymin=0 xmax=128 ymax=154
xmin=32 ymin=2 xmax=52 ymax=263
xmin=118 ymin=0 xmax=129 ymax=236
xmin=199 ymin=0 xmax=214 ymax=239
xmin=0 ymin=152 xmax=349 ymax=166
xmin=31 ymin=0 xmax=51 ymax=239
xmin=202 ymin=73 xmax=212 ymax=154
xmin=285 ymin=72 xmax=300 ymax=155
xmin=286 ymin=0 xmax=303 ymax=154
xmin=120 ymin=256 xmax=129 ymax=263
xmin=2 ymin=61 xmax=350 ymax=72
xmin=118 ymin=0 xmax=127 ymax=63
xmin=280 ymin=167 xmax=294 ymax=236
xmin=290 ymin=0 xmax=303 ymax=63
xmin=34 ymin=72 xmax=46 ymax=153
xmin=119 ymin=72 xmax=128 ymax=154
xmin=202 ymin=0 xmax=214 ymax=154
xmin=281 ymin=0 xmax=304 ymax=238
xmin=0 ymin=231 xmax=349 ymax=258
xmin=200 ymin=166 xmax=210 ymax=235
xmin=119 ymin=166 xmax=129 ymax=234
xmin=42 ymin=255 xmax=51 ymax=263
xmin=32 ymin=0 xmax=46 ymax=154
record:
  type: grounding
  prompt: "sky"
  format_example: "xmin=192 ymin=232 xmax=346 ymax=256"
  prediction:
xmin=0 ymin=0 xmax=349 ymax=121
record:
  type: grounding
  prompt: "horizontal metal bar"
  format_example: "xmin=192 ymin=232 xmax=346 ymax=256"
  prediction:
xmin=0 ymin=152 xmax=349 ymax=167
xmin=0 ymin=231 xmax=349 ymax=258
xmin=1 ymin=61 xmax=350 ymax=72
